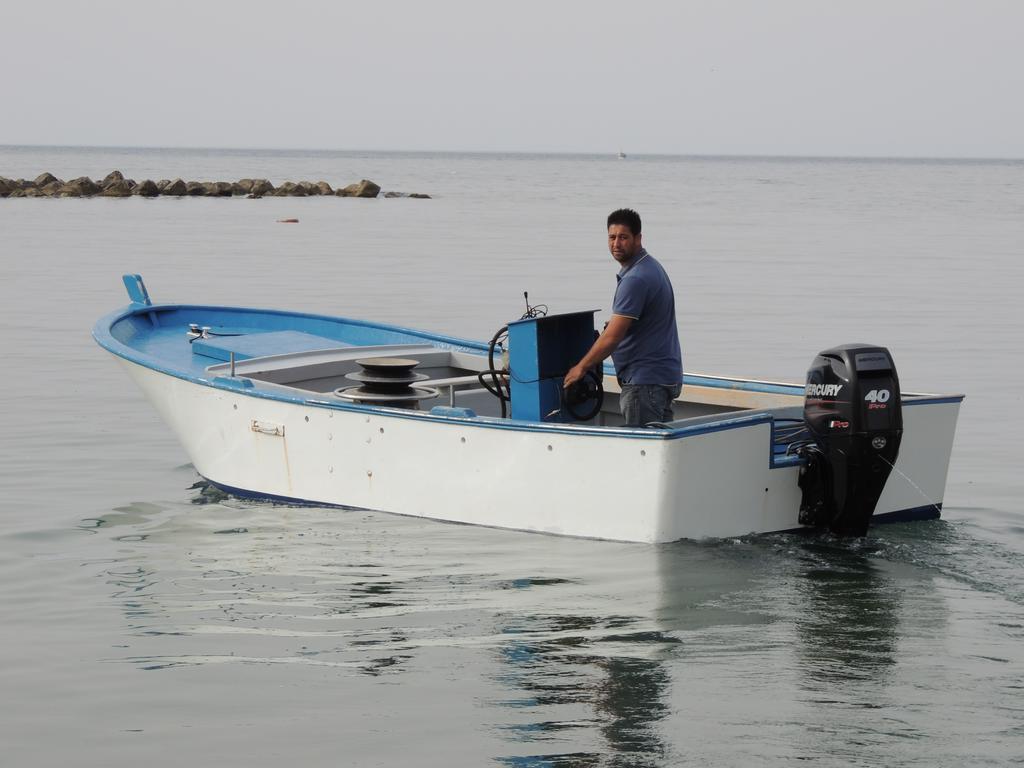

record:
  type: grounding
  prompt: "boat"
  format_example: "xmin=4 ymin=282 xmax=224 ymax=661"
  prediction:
xmin=618 ymin=151 xmax=627 ymax=159
xmin=93 ymin=275 xmax=963 ymax=543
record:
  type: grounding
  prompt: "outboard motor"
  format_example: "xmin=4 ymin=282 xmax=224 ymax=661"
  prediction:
xmin=798 ymin=344 xmax=903 ymax=536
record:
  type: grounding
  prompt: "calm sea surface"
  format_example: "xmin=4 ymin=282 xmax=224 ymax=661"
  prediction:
xmin=1 ymin=146 xmax=1022 ymax=767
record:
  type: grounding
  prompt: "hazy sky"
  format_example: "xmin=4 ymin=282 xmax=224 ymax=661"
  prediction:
xmin=4 ymin=0 xmax=1023 ymax=157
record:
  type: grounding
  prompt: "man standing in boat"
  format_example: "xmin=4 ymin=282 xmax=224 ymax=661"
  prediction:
xmin=563 ymin=209 xmax=683 ymax=427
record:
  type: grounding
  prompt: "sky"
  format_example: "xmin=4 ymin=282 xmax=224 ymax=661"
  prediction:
xmin=3 ymin=0 xmax=1023 ymax=158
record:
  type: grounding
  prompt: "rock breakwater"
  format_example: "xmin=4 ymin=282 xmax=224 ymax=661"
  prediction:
xmin=0 ymin=171 xmax=431 ymax=199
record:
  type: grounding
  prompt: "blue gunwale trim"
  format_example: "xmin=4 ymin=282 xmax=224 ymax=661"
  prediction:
xmin=92 ymin=302 xmax=491 ymax=356
xmin=684 ymin=373 xmax=805 ymax=397
xmin=93 ymin=301 xmax=965 ymax=443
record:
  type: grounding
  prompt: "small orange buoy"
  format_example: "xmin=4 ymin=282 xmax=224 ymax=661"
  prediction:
xmin=277 ymin=218 xmax=299 ymax=223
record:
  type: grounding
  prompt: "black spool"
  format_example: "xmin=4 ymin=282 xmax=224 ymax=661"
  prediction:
xmin=334 ymin=357 xmax=438 ymax=409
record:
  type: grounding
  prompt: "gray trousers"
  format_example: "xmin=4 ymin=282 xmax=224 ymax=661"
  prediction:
xmin=619 ymin=383 xmax=682 ymax=427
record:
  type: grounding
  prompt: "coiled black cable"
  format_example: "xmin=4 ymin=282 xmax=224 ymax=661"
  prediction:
xmin=482 ymin=324 xmax=510 ymax=418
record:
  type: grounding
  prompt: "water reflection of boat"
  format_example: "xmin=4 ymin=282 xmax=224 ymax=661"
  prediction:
xmin=86 ymin=493 xmax=940 ymax=765
xmin=492 ymin=536 xmax=919 ymax=764
xmin=793 ymin=544 xmax=901 ymax=680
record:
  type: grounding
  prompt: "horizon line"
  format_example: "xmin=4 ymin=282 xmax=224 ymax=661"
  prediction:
xmin=1 ymin=142 xmax=1022 ymax=163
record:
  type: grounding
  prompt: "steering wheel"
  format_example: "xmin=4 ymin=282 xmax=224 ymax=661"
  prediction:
xmin=564 ymin=369 xmax=604 ymax=422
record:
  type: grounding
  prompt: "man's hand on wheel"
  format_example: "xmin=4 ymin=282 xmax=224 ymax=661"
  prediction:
xmin=563 ymin=363 xmax=588 ymax=389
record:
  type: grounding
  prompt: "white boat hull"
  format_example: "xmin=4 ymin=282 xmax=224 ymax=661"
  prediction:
xmin=122 ymin=358 xmax=960 ymax=542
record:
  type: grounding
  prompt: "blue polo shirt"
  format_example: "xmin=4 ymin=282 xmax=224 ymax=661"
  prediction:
xmin=611 ymin=248 xmax=683 ymax=385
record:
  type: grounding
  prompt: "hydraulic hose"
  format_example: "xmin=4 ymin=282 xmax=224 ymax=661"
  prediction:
xmin=481 ymin=324 xmax=510 ymax=418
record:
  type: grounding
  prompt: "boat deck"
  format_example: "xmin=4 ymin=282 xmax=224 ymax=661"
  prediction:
xmin=103 ymin=304 xmax=818 ymax=448
xmin=98 ymin=300 xmax=955 ymax=462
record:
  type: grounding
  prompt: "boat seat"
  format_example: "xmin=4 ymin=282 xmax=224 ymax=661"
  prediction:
xmin=191 ymin=330 xmax=351 ymax=362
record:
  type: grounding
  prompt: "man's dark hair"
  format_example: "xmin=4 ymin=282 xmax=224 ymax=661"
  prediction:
xmin=607 ymin=208 xmax=642 ymax=236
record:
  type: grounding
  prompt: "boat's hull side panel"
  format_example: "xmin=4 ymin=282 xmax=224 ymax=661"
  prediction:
xmin=121 ymin=360 xmax=676 ymax=541
xmin=119 ymin=359 xmax=961 ymax=543
xmin=874 ymin=399 xmax=960 ymax=518
xmin=658 ymin=424 xmax=803 ymax=540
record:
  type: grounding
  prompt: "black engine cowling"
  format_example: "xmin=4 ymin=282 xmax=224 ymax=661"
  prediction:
xmin=798 ymin=344 xmax=903 ymax=536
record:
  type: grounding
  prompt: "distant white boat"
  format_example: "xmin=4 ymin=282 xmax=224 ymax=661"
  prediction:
xmin=618 ymin=151 xmax=627 ymax=159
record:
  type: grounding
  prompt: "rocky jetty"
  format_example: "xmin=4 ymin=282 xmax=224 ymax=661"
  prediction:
xmin=0 ymin=171 xmax=431 ymax=200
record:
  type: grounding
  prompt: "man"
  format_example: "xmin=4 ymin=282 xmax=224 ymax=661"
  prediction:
xmin=563 ymin=209 xmax=683 ymax=427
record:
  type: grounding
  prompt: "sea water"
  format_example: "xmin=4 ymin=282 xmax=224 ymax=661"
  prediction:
xmin=1 ymin=146 xmax=1022 ymax=766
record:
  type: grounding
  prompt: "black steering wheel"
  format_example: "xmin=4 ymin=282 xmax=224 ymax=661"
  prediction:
xmin=564 ymin=369 xmax=604 ymax=422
